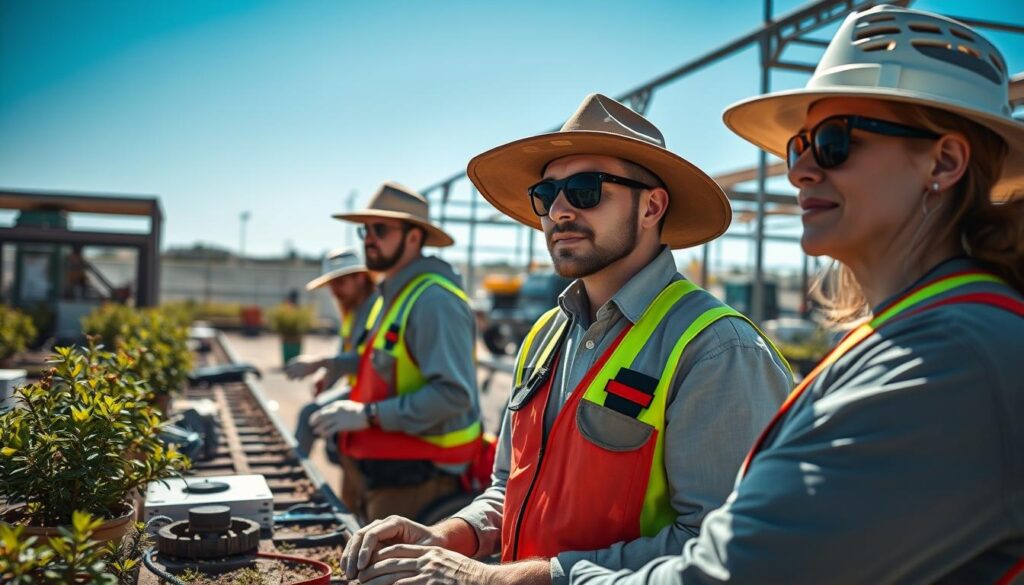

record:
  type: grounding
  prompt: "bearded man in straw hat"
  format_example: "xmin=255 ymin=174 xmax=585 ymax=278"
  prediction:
xmin=340 ymin=94 xmax=792 ymax=584
xmin=308 ymin=182 xmax=482 ymax=523
xmin=286 ymin=248 xmax=381 ymax=458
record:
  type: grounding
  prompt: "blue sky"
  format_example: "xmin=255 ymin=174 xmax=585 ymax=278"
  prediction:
xmin=1 ymin=0 xmax=1022 ymax=270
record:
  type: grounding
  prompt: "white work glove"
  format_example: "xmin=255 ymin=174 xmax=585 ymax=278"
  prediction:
xmin=309 ymin=399 xmax=369 ymax=435
xmin=284 ymin=355 xmax=326 ymax=380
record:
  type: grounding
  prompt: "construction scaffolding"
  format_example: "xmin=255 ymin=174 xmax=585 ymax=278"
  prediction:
xmin=416 ymin=0 xmax=1024 ymax=323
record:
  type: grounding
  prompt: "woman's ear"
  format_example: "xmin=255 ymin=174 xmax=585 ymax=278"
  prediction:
xmin=928 ymin=132 xmax=970 ymax=192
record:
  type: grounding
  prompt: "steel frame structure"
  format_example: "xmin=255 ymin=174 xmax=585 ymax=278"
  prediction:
xmin=415 ymin=0 xmax=1024 ymax=323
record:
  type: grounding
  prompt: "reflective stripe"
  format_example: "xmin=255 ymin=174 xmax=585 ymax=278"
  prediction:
xmin=515 ymin=307 xmax=561 ymax=387
xmin=419 ymin=420 xmax=483 ymax=448
xmin=872 ymin=272 xmax=1003 ymax=328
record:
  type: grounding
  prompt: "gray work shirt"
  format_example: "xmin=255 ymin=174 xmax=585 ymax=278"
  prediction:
xmin=453 ymin=247 xmax=792 ymax=583
xmin=347 ymin=255 xmax=480 ymax=473
xmin=568 ymin=257 xmax=1024 ymax=585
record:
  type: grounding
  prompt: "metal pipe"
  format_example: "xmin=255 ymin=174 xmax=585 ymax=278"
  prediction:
xmin=752 ymin=0 xmax=774 ymax=325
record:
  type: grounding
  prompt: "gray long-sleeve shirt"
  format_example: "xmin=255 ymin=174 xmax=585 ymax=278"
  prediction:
xmin=453 ymin=248 xmax=793 ymax=584
xmin=569 ymin=257 xmax=1024 ymax=585
xmin=364 ymin=255 xmax=480 ymax=473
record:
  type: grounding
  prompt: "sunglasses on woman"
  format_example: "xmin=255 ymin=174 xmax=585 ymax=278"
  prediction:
xmin=528 ymin=172 xmax=653 ymax=216
xmin=787 ymin=115 xmax=941 ymax=170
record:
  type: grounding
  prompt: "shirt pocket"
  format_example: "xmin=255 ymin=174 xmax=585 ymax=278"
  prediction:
xmin=576 ymin=399 xmax=654 ymax=452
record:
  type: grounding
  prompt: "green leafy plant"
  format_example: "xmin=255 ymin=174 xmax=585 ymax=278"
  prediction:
xmin=0 ymin=510 xmax=117 ymax=584
xmin=776 ymin=327 xmax=833 ymax=361
xmin=102 ymin=519 xmax=154 ymax=585
xmin=155 ymin=301 xmax=195 ymax=328
xmin=121 ymin=309 xmax=194 ymax=398
xmin=268 ymin=304 xmax=313 ymax=339
xmin=0 ymin=342 xmax=189 ymax=527
xmin=0 ymin=305 xmax=38 ymax=361
xmin=82 ymin=304 xmax=194 ymax=397
xmin=80 ymin=304 xmax=141 ymax=350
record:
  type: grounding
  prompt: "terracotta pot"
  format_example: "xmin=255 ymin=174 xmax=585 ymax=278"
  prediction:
xmin=0 ymin=503 xmax=136 ymax=542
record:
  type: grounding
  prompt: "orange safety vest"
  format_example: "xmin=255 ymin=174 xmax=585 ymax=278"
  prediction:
xmin=339 ymin=273 xmax=482 ymax=464
xmin=501 ymin=280 xmax=788 ymax=562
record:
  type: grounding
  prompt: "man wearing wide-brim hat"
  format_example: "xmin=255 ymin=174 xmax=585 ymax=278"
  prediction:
xmin=285 ymin=248 xmax=381 ymax=458
xmin=342 ymin=94 xmax=793 ymax=584
xmin=309 ymin=182 xmax=482 ymax=523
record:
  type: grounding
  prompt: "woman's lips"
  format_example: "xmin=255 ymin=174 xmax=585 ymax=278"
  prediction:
xmin=800 ymin=197 xmax=839 ymax=218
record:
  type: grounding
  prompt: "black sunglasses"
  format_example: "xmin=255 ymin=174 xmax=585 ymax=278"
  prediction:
xmin=528 ymin=172 xmax=652 ymax=216
xmin=357 ymin=223 xmax=408 ymax=240
xmin=787 ymin=115 xmax=941 ymax=170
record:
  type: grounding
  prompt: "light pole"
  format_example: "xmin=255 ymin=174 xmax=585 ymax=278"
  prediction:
xmin=239 ymin=211 xmax=251 ymax=264
xmin=345 ymin=190 xmax=357 ymax=247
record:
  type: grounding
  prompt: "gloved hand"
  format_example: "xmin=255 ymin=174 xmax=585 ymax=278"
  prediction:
xmin=310 ymin=400 xmax=369 ymax=435
xmin=284 ymin=355 xmax=325 ymax=380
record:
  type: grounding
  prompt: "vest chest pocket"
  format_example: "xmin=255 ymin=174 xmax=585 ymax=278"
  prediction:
xmin=576 ymin=399 xmax=654 ymax=452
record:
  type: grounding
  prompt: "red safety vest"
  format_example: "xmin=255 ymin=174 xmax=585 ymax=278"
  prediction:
xmin=501 ymin=280 xmax=788 ymax=562
xmin=339 ymin=273 xmax=481 ymax=464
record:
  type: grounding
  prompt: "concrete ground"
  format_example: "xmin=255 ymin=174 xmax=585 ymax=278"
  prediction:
xmin=223 ymin=331 xmax=515 ymax=495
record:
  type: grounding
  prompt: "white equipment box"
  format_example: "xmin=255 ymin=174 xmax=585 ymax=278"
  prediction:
xmin=144 ymin=474 xmax=274 ymax=531
xmin=0 ymin=369 xmax=26 ymax=410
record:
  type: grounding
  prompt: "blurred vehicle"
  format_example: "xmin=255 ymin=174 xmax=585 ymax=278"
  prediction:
xmin=724 ymin=279 xmax=780 ymax=321
xmin=480 ymin=271 xmax=572 ymax=357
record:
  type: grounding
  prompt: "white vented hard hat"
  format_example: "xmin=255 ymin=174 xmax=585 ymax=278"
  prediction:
xmin=724 ymin=4 xmax=1023 ymax=201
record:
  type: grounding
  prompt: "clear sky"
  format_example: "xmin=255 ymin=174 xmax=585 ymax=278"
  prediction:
xmin=2 ymin=0 xmax=1022 ymax=270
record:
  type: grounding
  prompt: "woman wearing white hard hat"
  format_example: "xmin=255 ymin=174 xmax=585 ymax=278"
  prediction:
xmin=570 ymin=6 xmax=1024 ymax=584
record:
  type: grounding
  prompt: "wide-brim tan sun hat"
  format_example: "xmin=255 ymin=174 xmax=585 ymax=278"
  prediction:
xmin=334 ymin=181 xmax=455 ymax=247
xmin=723 ymin=4 xmax=1024 ymax=202
xmin=306 ymin=247 xmax=369 ymax=291
xmin=467 ymin=93 xmax=732 ymax=249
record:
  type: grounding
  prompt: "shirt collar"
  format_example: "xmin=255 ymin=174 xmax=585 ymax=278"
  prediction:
xmin=379 ymin=255 xmax=429 ymax=304
xmin=558 ymin=246 xmax=680 ymax=326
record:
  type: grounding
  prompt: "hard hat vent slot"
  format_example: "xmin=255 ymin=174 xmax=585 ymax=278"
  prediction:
xmin=908 ymin=22 xmax=942 ymax=34
xmin=911 ymin=39 xmax=1002 ymax=84
xmin=856 ymin=26 xmax=900 ymax=41
xmin=860 ymin=40 xmax=897 ymax=53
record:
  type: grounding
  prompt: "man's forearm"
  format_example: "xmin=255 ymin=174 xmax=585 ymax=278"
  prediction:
xmin=433 ymin=517 xmax=481 ymax=557
xmin=486 ymin=559 xmax=552 ymax=585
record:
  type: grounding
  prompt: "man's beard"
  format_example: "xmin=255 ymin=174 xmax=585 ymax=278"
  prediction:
xmin=545 ymin=207 xmax=638 ymax=279
xmin=365 ymin=237 xmax=406 ymax=271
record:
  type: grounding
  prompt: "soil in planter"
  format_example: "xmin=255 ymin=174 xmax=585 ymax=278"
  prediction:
xmin=169 ymin=557 xmax=325 ymax=585
xmin=140 ymin=526 xmax=347 ymax=585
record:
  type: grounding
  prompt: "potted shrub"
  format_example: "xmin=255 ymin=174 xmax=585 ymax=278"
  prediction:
xmin=268 ymin=304 xmax=313 ymax=365
xmin=82 ymin=305 xmax=194 ymax=415
xmin=0 ymin=305 xmax=38 ymax=367
xmin=0 ymin=342 xmax=189 ymax=542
